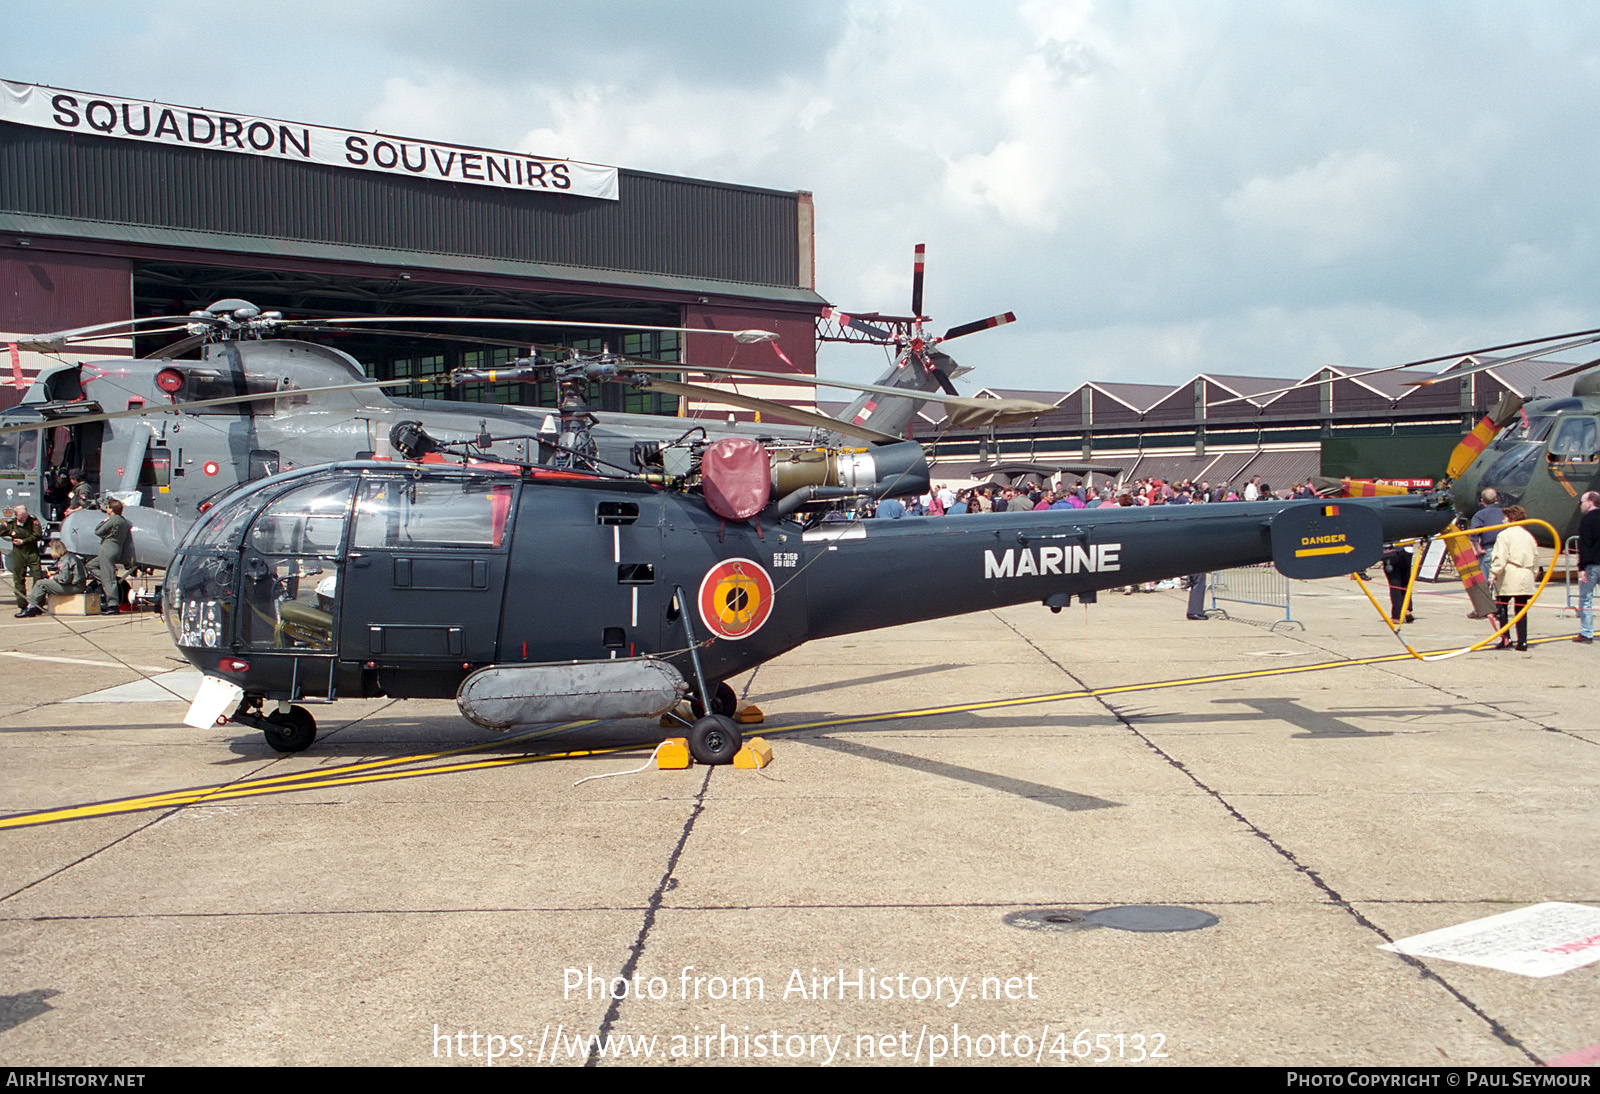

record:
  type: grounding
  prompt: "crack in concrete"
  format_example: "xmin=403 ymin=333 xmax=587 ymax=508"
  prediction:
xmin=993 ymin=610 xmax=1544 ymax=1067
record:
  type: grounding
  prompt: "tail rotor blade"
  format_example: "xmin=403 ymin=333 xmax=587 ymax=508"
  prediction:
xmin=822 ymin=307 xmax=893 ymax=341
xmin=943 ymin=312 xmax=1017 ymax=342
xmin=911 ymin=244 xmax=926 ymax=317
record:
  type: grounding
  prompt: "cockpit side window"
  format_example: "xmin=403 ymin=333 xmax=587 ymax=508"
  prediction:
xmin=247 ymin=479 xmax=357 ymax=556
xmin=191 ymin=497 xmax=258 ymax=550
xmin=1549 ymin=417 xmax=1599 ymax=461
xmin=1505 ymin=414 xmax=1557 ymax=444
xmin=237 ymin=478 xmax=355 ymax=652
xmin=0 ymin=430 xmax=40 ymax=472
xmin=352 ymin=477 xmax=515 ymax=549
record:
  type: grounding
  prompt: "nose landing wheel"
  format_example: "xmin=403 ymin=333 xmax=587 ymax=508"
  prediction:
xmin=263 ymin=705 xmax=316 ymax=753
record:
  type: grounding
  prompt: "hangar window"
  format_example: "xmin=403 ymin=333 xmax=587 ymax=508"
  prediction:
xmin=388 ymin=355 xmax=449 ymax=399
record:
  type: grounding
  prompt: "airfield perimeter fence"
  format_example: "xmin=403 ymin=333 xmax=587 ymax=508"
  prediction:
xmin=1207 ymin=564 xmax=1303 ymax=631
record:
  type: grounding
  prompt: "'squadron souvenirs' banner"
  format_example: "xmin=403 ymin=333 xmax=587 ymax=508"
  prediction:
xmin=1 ymin=80 xmax=620 ymax=201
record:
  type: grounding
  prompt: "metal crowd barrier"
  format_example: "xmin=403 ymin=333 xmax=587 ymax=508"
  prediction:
xmin=1563 ymin=535 xmax=1579 ymax=617
xmin=1207 ymin=564 xmax=1303 ymax=631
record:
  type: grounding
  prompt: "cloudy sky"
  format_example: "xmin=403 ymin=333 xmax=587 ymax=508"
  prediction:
xmin=6 ymin=1 xmax=1600 ymax=394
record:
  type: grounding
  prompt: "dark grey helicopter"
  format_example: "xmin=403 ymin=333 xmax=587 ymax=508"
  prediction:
xmin=161 ymin=371 xmax=1451 ymax=762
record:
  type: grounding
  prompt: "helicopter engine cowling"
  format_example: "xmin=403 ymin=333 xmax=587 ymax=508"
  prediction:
xmin=768 ymin=440 xmax=929 ymax=503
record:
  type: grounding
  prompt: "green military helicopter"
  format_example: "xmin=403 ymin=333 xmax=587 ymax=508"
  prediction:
xmin=1443 ymin=366 xmax=1600 ymax=546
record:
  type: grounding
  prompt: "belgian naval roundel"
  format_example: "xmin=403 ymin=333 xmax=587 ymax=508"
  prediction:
xmin=697 ymin=558 xmax=775 ymax=641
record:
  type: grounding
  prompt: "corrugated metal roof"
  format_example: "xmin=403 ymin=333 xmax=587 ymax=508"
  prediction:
xmin=1201 ymin=373 xmax=1299 ymax=400
xmin=974 ymin=386 xmax=1068 ymax=404
xmin=1470 ymin=356 xmax=1576 ymax=401
xmin=1091 ymin=382 xmax=1171 ymax=411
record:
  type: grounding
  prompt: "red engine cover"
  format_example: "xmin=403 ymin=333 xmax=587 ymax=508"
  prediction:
xmin=700 ymin=437 xmax=772 ymax=521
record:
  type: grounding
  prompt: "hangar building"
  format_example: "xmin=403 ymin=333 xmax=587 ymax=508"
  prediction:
xmin=0 ymin=80 xmax=824 ymax=414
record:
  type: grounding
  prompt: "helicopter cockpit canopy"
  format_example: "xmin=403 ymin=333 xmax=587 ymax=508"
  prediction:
xmin=0 ymin=417 xmax=42 ymax=472
xmin=1547 ymin=415 xmax=1599 ymax=461
xmin=170 ymin=462 xmax=525 ymax=654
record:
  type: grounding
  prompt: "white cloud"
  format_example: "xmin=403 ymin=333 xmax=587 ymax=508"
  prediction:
xmin=1224 ymin=150 xmax=1415 ymax=266
xmin=8 ymin=0 xmax=1600 ymax=396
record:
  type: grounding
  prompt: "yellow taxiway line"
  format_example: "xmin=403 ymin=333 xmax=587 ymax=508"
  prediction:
xmin=0 ymin=634 xmax=1576 ymax=831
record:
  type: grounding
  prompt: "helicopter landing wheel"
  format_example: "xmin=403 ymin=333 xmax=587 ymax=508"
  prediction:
xmin=263 ymin=706 xmax=317 ymax=753
xmin=691 ymin=680 xmax=739 ymax=719
xmin=688 ymin=714 xmax=742 ymax=766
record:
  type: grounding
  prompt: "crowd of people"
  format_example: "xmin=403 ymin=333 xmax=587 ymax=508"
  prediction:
xmin=868 ymin=476 xmax=1599 ymax=653
xmin=868 ymin=474 xmax=1322 ymax=518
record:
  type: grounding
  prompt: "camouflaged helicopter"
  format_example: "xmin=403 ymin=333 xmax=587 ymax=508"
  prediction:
xmin=1442 ymin=355 xmax=1600 ymax=546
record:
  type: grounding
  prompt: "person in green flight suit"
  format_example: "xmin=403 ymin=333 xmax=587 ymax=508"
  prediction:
xmin=3 ymin=504 xmax=44 ymax=615
xmin=94 ymin=498 xmax=131 ymax=612
xmin=18 ymin=539 xmax=87 ymax=618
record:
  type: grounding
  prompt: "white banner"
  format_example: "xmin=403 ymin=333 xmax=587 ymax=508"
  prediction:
xmin=0 ymin=81 xmax=619 ymax=202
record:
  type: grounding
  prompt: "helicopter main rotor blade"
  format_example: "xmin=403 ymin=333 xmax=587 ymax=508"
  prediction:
xmin=272 ymin=324 xmax=538 ymax=350
xmin=7 ymin=315 xmax=200 ymax=351
xmin=637 ymin=378 xmax=899 ymax=443
xmin=0 ymin=375 xmax=433 ymax=439
xmin=12 ymin=324 xmax=195 ymax=354
xmin=1540 ymin=354 xmax=1600 ymax=382
xmin=140 ymin=333 xmax=210 ymax=360
xmin=626 ymin=361 xmax=1057 ymax=417
xmin=1205 ymin=326 xmax=1600 ymax=408
xmin=932 ymin=396 xmax=1055 ymax=429
xmin=284 ymin=315 xmax=781 ymax=342
xmin=1404 ymin=333 xmax=1600 ymax=386
xmin=1445 ymin=393 xmax=1526 ymax=480
xmin=941 ymin=312 xmax=1017 ymax=342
